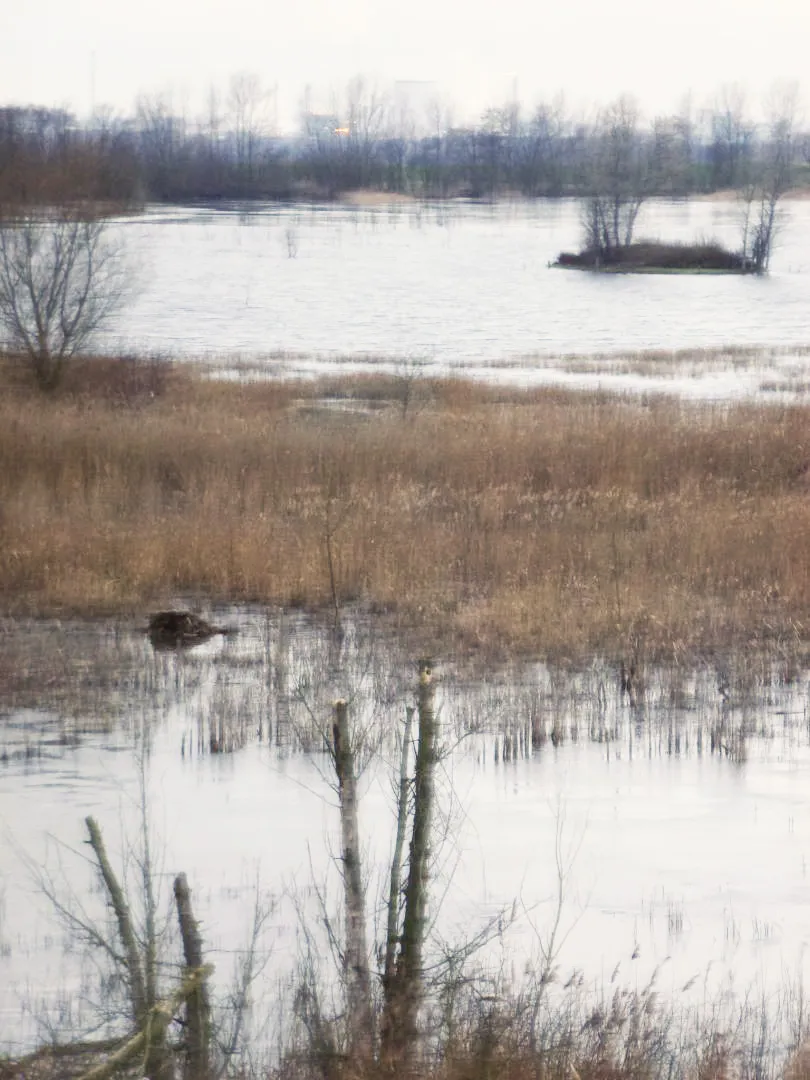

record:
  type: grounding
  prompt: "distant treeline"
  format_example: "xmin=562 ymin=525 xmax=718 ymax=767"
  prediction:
xmin=0 ymin=92 xmax=807 ymax=207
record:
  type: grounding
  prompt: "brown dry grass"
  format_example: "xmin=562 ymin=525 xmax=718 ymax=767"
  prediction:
xmin=3 ymin=352 xmax=810 ymax=663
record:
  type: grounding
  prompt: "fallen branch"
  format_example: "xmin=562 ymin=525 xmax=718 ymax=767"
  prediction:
xmin=76 ymin=966 xmax=214 ymax=1080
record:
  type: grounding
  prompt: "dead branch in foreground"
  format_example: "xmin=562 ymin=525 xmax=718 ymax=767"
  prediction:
xmin=76 ymin=966 xmax=214 ymax=1080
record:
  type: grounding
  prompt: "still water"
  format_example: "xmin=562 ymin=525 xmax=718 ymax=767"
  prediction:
xmin=108 ymin=198 xmax=810 ymax=380
xmin=5 ymin=199 xmax=810 ymax=1054
xmin=1 ymin=613 xmax=809 ymax=1054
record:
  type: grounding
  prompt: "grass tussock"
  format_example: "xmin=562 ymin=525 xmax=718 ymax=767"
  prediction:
xmin=6 ymin=973 xmax=806 ymax=1080
xmin=274 ymin=970 xmax=807 ymax=1080
xmin=3 ymin=352 xmax=810 ymax=662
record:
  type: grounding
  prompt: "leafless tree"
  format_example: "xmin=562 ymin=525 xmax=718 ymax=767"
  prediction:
xmin=203 ymin=84 xmax=224 ymax=151
xmin=739 ymin=85 xmax=799 ymax=274
xmin=136 ymin=91 xmax=186 ymax=196
xmin=199 ymin=83 xmax=226 ymax=185
xmin=425 ymin=94 xmax=455 ymax=197
xmin=0 ymin=206 xmax=130 ymax=388
xmin=519 ymin=95 xmax=570 ymax=196
xmin=708 ymin=84 xmax=754 ymax=190
xmin=22 ymin=781 xmax=176 ymax=1079
xmin=379 ymin=661 xmax=440 ymax=1067
xmin=480 ymin=97 xmax=521 ymax=196
xmin=288 ymin=660 xmax=440 ymax=1070
xmin=289 ymin=655 xmax=512 ymax=1075
xmin=228 ymin=72 xmax=273 ymax=178
xmin=383 ymin=93 xmax=417 ymax=192
xmin=581 ymin=97 xmax=649 ymax=256
xmin=650 ymin=97 xmax=695 ymax=196
xmin=19 ymin=754 xmax=268 ymax=1078
xmin=336 ymin=76 xmax=388 ymax=189
xmin=332 ymin=699 xmax=375 ymax=1059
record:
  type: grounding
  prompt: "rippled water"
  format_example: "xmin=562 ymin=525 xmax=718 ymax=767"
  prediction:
xmin=107 ymin=199 xmax=810 ymax=379
xmin=2 ymin=614 xmax=809 ymax=1054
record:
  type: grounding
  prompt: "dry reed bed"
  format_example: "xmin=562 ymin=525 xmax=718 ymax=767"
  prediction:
xmin=2 ymin=355 xmax=810 ymax=663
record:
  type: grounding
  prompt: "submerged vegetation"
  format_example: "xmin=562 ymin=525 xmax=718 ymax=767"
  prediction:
xmin=2 ymin=350 xmax=810 ymax=665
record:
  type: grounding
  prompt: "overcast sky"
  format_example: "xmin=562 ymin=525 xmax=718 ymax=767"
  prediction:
xmin=4 ymin=0 xmax=809 ymax=130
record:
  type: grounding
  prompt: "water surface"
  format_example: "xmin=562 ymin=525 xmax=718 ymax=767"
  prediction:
xmin=1 ymin=614 xmax=808 ymax=1054
xmin=106 ymin=199 xmax=810 ymax=394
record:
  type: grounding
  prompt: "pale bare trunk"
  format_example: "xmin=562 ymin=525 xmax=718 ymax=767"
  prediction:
xmin=85 ymin=816 xmax=171 ymax=1080
xmin=333 ymin=699 xmax=373 ymax=1058
xmin=383 ymin=704 xmax=415 ymax=985
xmin=381 ymin=661 xmax=438 ymax=1069
xmin=174 ymin=872 xmax=212 ymax=1080
xmin=85 ymin=817 xmax=147 ymax=1024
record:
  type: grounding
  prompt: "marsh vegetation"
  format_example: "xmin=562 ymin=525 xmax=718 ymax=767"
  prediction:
xmin=5 ymin=60 xmax=810 ymax=1080
xmin=3 ymin=612 xmax=810 ymax=1079
xmin=5 ymin=350 xmax=810 ymax=1078
xmin=3 ymin=352 xmax=810 ymax=666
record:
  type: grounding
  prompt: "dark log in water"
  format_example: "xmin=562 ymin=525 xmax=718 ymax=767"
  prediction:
xmin=147 ymin=611 xmax=232 ymax=650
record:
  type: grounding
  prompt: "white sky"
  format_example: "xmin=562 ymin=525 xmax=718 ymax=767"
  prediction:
xmin=3 ymin=0 xmax=810 ymax=130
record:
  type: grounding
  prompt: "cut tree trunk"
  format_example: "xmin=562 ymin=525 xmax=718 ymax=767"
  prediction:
xmin=174 ymin=872 xmax=213 ymax=1080
xmin=333 ymin=699 xmax=373 ymax=1059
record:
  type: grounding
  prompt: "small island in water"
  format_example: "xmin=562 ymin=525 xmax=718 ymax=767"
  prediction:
xmin=554 ymin=240 xmax=754 ymax=274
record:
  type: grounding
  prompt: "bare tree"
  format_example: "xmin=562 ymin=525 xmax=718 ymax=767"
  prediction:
xmin=339 ymin=76 xmax=388 ymax=189
xmin=24 ymin=807 xmax=175 ymax=1080
xmin=289 ymin=659 xmax=442 ymax=1071
xmin=136 ymin=91 xmax=186 ymax=198
xmin=382 ymin=92 xmax=416 ymax=193
xmin=424 ymin=94 xmax=454 ymax=197
xmin=0 ymin=206 xmax=130 ymax=388
xmin=203 ymin=84 xmax=224 ymax=154
xmin=519 ymin=96 xmax=570 ymax=196
xmin=480 ymin=97 xmax=521 ymax=196
xmin=380 ymin=659 xmax=439 ymax=1067
xmin=708 ymin=84 xmax=754 ymax=190
xmin=650 ymin=97 xmax=696 ymax=196
xmin=174 ymin=873 xmax=213 ymax=1080
xmin=581 ymin=97 xmax=649 ymax=256
xmin=332 ymin=699 xmax=374 ymax=1060
xmin=228 ymin=72 xmax=273 ymax=178
xmin=20 ymin=763 xmax=267 ymax=1078
xmin=199 ymin=83 xmax=226 ymax=190
xmin=85 ymin=816 xmax=174 ymax=1080
xmin=739 ymin=85 xmax=798 ymax=274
